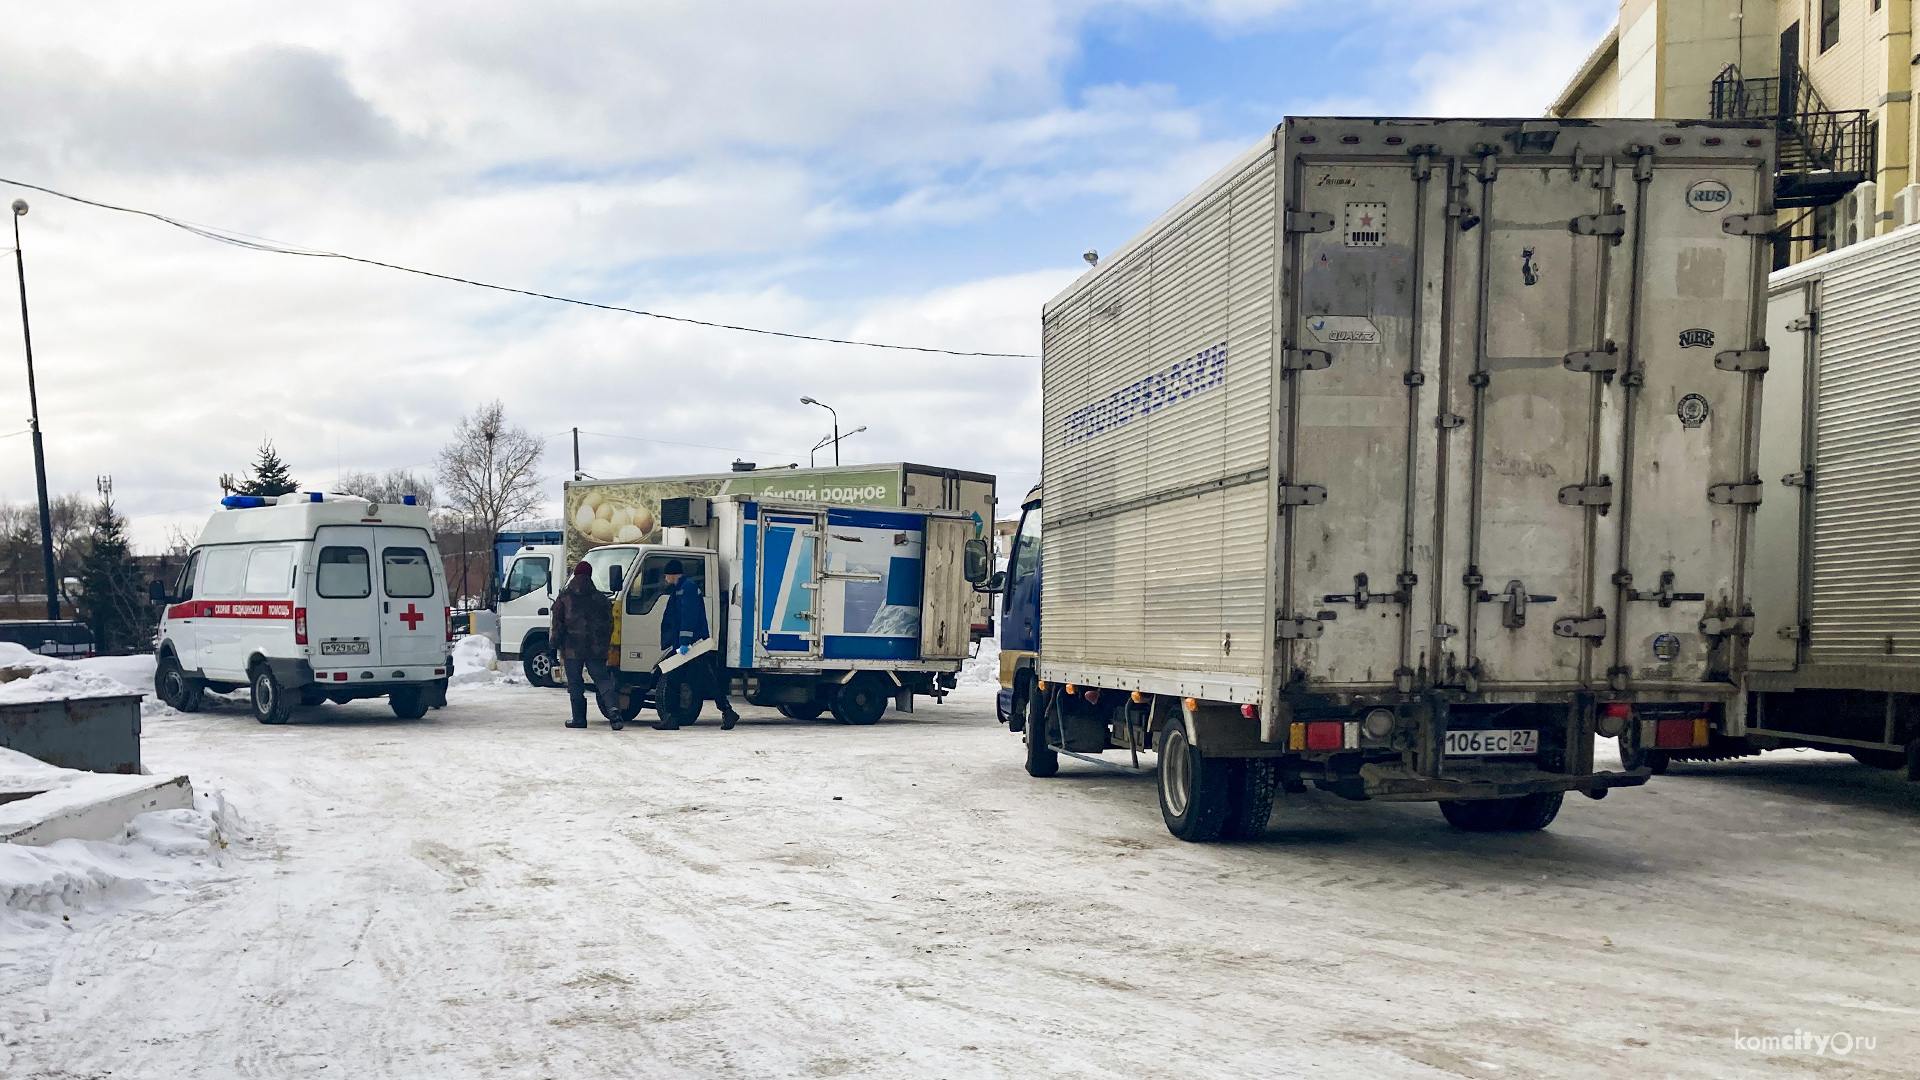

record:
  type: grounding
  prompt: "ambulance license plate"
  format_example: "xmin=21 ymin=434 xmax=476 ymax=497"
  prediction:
xmin=321 ymin=641 xmax=371 ymax=655
xmin=1445 ymin=729 xmax=1538 ymax=756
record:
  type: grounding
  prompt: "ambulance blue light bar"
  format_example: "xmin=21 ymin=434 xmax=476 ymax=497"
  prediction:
xmin=402 ymin=495 xmax=417 ymax=506
xmin=308 ymin=492 xmax=324 ymax=502
xmin=220 ymin=496 xmax=268 ymax=509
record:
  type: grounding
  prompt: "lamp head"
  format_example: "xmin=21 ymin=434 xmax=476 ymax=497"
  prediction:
xmin=799 ymin=396 xmax=817 ymax=405
xmin=11 ymin=200 xmax=26 ymax=217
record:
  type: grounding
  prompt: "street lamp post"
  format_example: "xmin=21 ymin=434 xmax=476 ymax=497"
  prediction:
xmin=11 ymin=200 xmax=59 ymax=621
xmin=799 ymin=396 xmax=839 ymax=466
xmin=810 ymin=425 xmax=865 ymax=468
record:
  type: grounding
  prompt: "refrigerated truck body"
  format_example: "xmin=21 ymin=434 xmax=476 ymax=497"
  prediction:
xmin=1011 ymin=115 xmax=1777 ymax=840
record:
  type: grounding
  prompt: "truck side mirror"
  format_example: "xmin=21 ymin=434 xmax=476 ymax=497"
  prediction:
xmin=148 ymin=580 xmax=168 ymax=606
xmin=606 ymin=563 xmax=624 ymax=595
xmin=963 ymin=539 xmax=991 ymax=584
xmin=985 ymin=570 xmax=1007 ymax=593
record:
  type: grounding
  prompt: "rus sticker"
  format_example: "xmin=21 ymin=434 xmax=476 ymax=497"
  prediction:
xmin=1343 ymin=202 xmax=1387 ymax=247
xmin=1686 ymin=179 xmax=1733 ymax=211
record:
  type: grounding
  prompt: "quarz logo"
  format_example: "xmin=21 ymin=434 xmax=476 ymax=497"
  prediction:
xmin=1679 ymin=328 xmax=1715 ymax=349
xmin=1687 ymin=179 xmax=1733 ymax=211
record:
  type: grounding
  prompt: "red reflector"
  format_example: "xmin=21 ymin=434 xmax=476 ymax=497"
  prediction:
xmin=1703 ymin=136 xmax=1722 ymax=146
xmin=445 ymin=606 xmax=454 ymax=643
xmin=1306 ymin=722 xmax=1344 ymax=751
xmin=1746 ymin=138 xmax=1763 ymax=147
xmin=1384 ymin=136 xmax=1404 ymax=146
xmin=1240 ymin=703 xmax=1259 ymax=720
xmin=433 ymin=669 xmax=444 ymax=676
xmin=1655 ymin=718 xmax=1696 ymax=748
xmin=1084 ymin=688 xmax=1100 ymax=704
xmin=333 ymin=672 xmax=347 ymax=681
xmin=1340 ymin=134 xmax=1360 ymax=144
xmin=293 ymin=607 xmax=308 ymax=645
xmin=1602 ymin=702 xmax=1631 ymax=718
xmin=1299 ymin=134 xmax=1318 ymax=144
xmin=1662 ymin=136 xmax=1682 ymax=145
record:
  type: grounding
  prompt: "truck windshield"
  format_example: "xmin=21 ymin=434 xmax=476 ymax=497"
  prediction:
xmin=1008 ymin=503 xmax=1041 ymax=585
xmin=583 ymin=547 xmax=637 ymax=594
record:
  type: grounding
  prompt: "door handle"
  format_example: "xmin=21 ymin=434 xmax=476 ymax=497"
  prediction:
xmin=538 ymin=607 xmax=550 ymax=616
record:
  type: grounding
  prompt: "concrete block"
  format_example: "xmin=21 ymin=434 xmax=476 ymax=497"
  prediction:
xmin=0 ymin=774 xmax=193 ymax=846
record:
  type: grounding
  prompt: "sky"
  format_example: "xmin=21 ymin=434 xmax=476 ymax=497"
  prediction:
xmin=0 ymin=0 xmax=1616 ymax=548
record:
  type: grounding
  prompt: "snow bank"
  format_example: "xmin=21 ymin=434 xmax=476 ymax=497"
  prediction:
xmin=448 ymin=633 xmax=526 ymax=692
xmin=955 ymin=635 xmax=1001 ymax=692
xmin=0 ymin=644 xmax=178 ymax=719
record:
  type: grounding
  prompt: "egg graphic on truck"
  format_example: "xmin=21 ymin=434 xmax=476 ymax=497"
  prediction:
xmin=573 ymin=490 xmax=656 ymax=546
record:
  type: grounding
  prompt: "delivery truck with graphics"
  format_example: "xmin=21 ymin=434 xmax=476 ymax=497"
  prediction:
xmin=494 ymin=462 xmax=995 ymax=686
xmin=968 ymin=116 xmax=1778 ymax=840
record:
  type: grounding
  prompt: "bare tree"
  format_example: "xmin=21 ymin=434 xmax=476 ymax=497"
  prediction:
xmin=338 ymin=468 xmax=437 ymax=510
xmin=437 ymin=401 xmax=545 ymax=603
xmin=163 ymin=523 xmax=198 ymax=557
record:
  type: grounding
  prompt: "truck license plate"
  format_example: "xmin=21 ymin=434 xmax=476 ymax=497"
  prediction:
xmin=321 ymin=641 xmax=371 ymax=656
xmin=1445 ymin=729 xmax=1538 ymax=756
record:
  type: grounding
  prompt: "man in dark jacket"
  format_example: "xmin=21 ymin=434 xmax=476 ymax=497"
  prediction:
xmin=550 ymin=560 xmax=618 ymax=729
xmin=658 ymin=559 xmax=739 ymax=730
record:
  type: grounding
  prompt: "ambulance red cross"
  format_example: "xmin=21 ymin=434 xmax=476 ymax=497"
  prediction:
xmin=152 ymin=492 xmax=454 ymax=723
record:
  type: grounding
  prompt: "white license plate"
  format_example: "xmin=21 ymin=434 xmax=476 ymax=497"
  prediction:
xmin=1445 ymin=729 xmax=1538 ymax=756
xmin=320 ymin=640 xmax=371 ymax=656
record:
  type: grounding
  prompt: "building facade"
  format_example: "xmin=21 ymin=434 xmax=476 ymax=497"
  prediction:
xmin=1552 ymin=0 xmax=1916 ymax=265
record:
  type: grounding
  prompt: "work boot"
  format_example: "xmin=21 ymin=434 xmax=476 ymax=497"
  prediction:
xmin=720 ymin=709 xmax=739 ymax=730
xmin=565 ymin=719 xmax=587 ymax=729
xmin=652 ymin=718 xmax=680 ymax=730
xmin=609 ymin=719 xmax=624 ymax=731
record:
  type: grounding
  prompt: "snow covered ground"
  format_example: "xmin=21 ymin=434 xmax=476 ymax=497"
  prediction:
xmin=3 ymin=671 xmax=1917 ymax=1077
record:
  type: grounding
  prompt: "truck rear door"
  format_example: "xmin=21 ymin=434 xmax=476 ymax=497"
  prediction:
xmin=311 ymin=527 xmax=382 ymax=669
xmin=375 ymin=532 xmax=444 ymax=671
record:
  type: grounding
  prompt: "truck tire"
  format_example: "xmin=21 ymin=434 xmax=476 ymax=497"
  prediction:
xmin=1219 ymin=759 xmax=1278 ymax=841
xmin=1848 ymin=748 xmax=1907 ymax=770
xmin=777 ymin=701 xmax=827 ymax=720
xmin=830 ymin=675 xmax=889 ymax=726
xmin=1156 ymin=719 xmax=1233 ymax=842
xmin=522 ymin=635 xmax=556 ymax=687
xmin=1024 ymin=686 xmax=1058 ymax=778
xmin=1507 ymin=791 xmax=1564 ymax=831
xmin=654 ymin=668 xmax=703 ymax=728
xmin=389 ymin=686 xmax=430 ymax=720
xmin=250 ymin=665 xmax=294 ymax=725
xmin=154 ymin=654 xmax=204 ymax=713
xmin=1438 ymin=799 xmax=1517 ymax=832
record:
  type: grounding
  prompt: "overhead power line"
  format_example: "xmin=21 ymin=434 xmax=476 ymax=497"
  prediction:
xmin=0 ymin=176 xmax=1039 ymax=360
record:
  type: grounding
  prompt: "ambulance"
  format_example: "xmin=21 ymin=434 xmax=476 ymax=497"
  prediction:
xmin=151 ymin=493 xmax=454 ymax=723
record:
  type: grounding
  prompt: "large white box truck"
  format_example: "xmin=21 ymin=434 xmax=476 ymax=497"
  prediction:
xmin=977 ymin=116 xmax=1778 ymax=840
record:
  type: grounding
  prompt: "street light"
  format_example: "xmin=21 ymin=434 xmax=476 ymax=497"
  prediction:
xmin=11 ymin=200 xmax=59 ymax=621
xmin=810 ymin=425 xmax=866 ymax=468
xmin=799 ymin=396 xmax=841 ymax=466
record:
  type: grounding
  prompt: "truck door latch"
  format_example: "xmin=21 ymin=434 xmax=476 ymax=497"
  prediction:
xmin=1722 ymin=213 xmax=1775 ymax=236
xmin=1714 ymin=348 xmax=1770 ymax=372
xmin=1283 ymin=348 xmax=1333 ymax=371
xmin=1284 ymin=211 xmax=1336 ymax=234
xmin=1477 ymin=580 xmax=1558 ymax=628
xmin=1275 ymin=617 xmax=1325 ymax=640
xmin=1278 ymin=484 xmax=1329 ymax=507
xmin=1707 ymin=482 xmax=1763 ymax=505
xmin=1699 ymin=615 xmax=1755 ymax=636
xmin=1786 ymin=312 xmax=1819 ymax=333
xmin=1628 ymin=569 xmax=1706 ymax=608
xmin=1322 ymin=572 xmax=1409 ymax=610
xmin=1552 ymin=612 xmax=1609 ymax=640
xmin=1557 ymin=481 xmax=1614 ymax=508
xmin=1563 ymin=344 xmax=1619 ymax=373
xmin=1781 ymin=469 xmax=1812 ymax=488
xmin=1569 ymin=212 xmax=1626 ymax=237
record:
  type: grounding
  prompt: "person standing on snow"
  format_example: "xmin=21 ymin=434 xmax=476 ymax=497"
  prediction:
xmin=657 ymin=558 xmax=739 ymax=730
xmin=549 ymin=560 xmax=619 ymax=730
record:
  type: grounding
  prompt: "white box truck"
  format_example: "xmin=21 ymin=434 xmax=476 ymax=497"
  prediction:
xmin=1693 ymin=221 xmax=1920 ymax=777
xmin=979 ymin=116 xmax=1778 ymax=840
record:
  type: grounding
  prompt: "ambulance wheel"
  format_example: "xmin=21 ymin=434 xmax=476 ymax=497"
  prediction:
xmin=1024 ymin=687 xmax=1057 ymax=778
xmin=249 ymin=665 xmax=294 ymax=725
xmin=155 ymin=654 xmax=204 ymax=713
xmin=1156 ymin=717 xmax=1232 ymax=842
xmin=522 ymin=635 xmax=556 ymax=687
xmin=778 ymin=701 xmax=826 ymax=720
xmin=389 ymin=686 xmax=430 ymax=720
xmin=830 ymin=675 xmax=889 ymax=726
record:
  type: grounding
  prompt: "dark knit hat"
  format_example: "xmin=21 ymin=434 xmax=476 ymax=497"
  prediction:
xmin=664 ymin=559 xmax=684 ymax=576
xmin=573 ymin=561 xmax=593 ymax=577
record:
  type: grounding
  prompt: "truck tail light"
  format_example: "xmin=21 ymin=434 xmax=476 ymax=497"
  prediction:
xmin=1652 ymin=718 xmax=1709 ymax=749
xmin=294 ymin=607 xmax=308 ymax=645
xmin=1302 ymin=721 xmax=1353 ymax=751
xmin=1597 ymin=702 xmax=1630 ymax=738
xmin=1240 ymin=703 xmax=1259 ymax=720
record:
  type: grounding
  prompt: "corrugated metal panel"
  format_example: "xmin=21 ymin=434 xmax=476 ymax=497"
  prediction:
xmin=1807 ymin=227 xmax=1920 ymax=663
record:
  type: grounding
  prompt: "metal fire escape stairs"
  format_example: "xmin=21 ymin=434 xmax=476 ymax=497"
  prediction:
xmin=1711 ymin=61 xmax=1871 ymax=209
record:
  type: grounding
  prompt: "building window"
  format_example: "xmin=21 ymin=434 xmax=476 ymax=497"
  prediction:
xmin=1820 ymin=0 xmax=1840 ymax=52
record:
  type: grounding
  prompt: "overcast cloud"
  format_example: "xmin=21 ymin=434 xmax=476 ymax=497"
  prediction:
xmin=0 ymin=0 xmax=1613 ymax=546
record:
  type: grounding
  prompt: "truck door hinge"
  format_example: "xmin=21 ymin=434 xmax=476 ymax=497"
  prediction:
xmin=1714 ymin=348 xmax=1770 ymax=372
xmin=1276 ymin=617 xmax=1326 ymax=640
xmin=1321 ymin=572 xmax=1409 ymax=611
xmin=1699 ymin=615 xmax=1755 ymax=636
xmin=1435 ymin=412 xmax=1466 ymax=430
xmin=1283 ymin=348 xmax=1333 ymax=371
xmin=1285 ymin=211 xmax=1335 ymax=234
xmin=1477 ymin=580 xmax=1559 ymax=629
xmin=1569 ymin=212 xmax=1626 ymax=237
xmin=1628 ymin=569 xmax=1706 ymax=608
xmin=1707 ymin=482 xmax=1763 ymax=505
xmin=1432 ymin=622 xmax=1457 ymax=641
xmin=1781 ymin=468 xmax=1813 ymax=488
xmin=1563 ymin=344 xmax=1619 ymax=373
xmin=1787 ymin=312 xmax=1819 ymax=334
xmin=1557 ymin=481 xmax=1613 ymax=508
xmin=1279 ymin=484 xmax=1329 ymax=507
xmin=1553 ymin=612 xmax=1609 ymax=640
xmin=1777 ymin=622 xmax=1805 ymax=641
xmin=1722 ymin=213 xmax=1775 ymax=236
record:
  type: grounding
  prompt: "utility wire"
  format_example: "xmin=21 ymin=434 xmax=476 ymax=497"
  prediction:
xmin=0 ymin=176 xmax=1039 ymax=359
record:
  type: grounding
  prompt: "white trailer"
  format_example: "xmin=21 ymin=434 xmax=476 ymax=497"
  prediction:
xmin=1010 ymin=116 xmax=1778 ymax=840
xmin=1712 ymin=221 xmax=1920 ymax=776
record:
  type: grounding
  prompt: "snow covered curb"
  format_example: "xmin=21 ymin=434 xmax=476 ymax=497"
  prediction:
xmin=0 ymin=788 xmax=238 ymax=924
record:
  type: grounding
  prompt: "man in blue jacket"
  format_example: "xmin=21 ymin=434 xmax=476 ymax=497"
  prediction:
xmin=658 ymin=559 xmax=739 ymax=730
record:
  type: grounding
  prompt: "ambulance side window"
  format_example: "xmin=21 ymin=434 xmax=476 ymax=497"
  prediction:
xmin=383 ymin=548 xmax=435 ymax=598
xmin=244 ymin=547 xmax=294 ymax=597
xmin=174 ymin=552 xmax=200 ymax=603
xmin=317 ymin=547 xmax=371 ymax=599
xmin=201 ymin=548 xmax=248 ymax=598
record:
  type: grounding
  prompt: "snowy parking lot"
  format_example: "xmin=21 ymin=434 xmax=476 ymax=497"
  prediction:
xmin=4 ymin=676 xmax=1917 ymax=1078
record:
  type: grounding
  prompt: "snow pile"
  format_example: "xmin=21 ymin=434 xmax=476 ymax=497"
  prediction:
xmin=448 ymin=633 xmax=525 ymax=691
xmin=0 ymin=644 xmax=178 ymax=719
xmin=955 ymin=635 xmax=1001 ymax=692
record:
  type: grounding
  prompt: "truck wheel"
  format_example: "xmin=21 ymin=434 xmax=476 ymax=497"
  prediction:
xmin=389 ymin=686 xmax=430 ymax=720
xmin=1507 ymin=792 xmax=1564 ymax=830
xmin=154 ymin=654 xmax=204 ymax=713
xmin=830 ymin=675 xmax=889 ymax=725
xmin=1848 ymin=748 xmax=1907 ymax=770
xmin=655 ymin=669 xmax=703 ymax=728
xmin=1438 ymin=799 xmax=1517 ymax=832
xmin=778 ymin=701 xmax=827 ymax=720
xmin=1024 ymin=687 xmax=1058 ymax=777
xmin=1219 ymin=759 xmax=1278 ymax=841
xmin=1156 ymin=719 xmax=1234 ymax=842
xmin=250 ymin=665 xmax=294 ymax=725
xmin=522 ymin=635 xmax=555 ymax=687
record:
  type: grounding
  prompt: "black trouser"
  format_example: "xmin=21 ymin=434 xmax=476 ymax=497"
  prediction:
xmin=563 ymin=657 xmax=614 ymax=723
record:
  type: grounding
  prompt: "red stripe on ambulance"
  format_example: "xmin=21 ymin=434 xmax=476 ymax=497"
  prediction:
xmin=166 ymin=601 xmax=295 ymax=620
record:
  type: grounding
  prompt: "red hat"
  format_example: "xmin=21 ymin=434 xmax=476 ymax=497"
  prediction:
xmin=573 ymin=561 xmax=593 ymax=577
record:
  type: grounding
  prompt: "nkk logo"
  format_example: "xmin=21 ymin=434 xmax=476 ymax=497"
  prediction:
xmin=1679 ymin=328 xmax=1716 ymax=349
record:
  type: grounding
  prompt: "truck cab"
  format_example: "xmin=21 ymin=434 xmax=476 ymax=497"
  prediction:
xmin=497 ymin=543 xmax=642 ymax=686
xmin=994 ymin=485 xmax=1042 ymax=728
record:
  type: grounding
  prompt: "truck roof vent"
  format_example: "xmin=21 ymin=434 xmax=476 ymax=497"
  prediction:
xmin=731 ymin=460 xmax=756 ymax=472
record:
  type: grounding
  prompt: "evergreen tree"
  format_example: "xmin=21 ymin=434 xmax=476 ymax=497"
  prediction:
xmin=79 ymin=479 xmax=151 ymax=654
xmin=235 ymin=440 xmax=299 ymax=497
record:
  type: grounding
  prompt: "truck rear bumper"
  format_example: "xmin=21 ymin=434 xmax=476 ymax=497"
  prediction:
xmin=1358 ymin=764 xmax=1652 ymax=802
